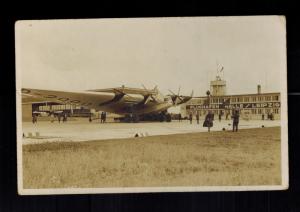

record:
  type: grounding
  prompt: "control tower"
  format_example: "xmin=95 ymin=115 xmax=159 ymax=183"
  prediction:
xmin=210 ymin=75 xmax=226 ymax=96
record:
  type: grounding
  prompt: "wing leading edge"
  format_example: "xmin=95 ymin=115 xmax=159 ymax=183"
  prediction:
xmin=21 ymin=88 xmax=114 ymax=108
xmin=20 ymin=88 xmax=146 ymax=114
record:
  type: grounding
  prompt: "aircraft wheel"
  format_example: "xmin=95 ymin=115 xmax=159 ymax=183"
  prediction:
xmin=166 ymin=114 xmax=172 ymax=122
xmin=159 ymin=113 xmax=165 ymax=122
xmin=133 ymin=114 xmax=140 ymax=123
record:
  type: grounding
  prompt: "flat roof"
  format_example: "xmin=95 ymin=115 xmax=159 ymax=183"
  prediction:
xmin=193 ymin=92 xmax=280 ymax=98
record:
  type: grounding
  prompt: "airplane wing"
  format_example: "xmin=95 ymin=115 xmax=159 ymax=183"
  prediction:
xmin=88 ymin=86 xmax=158 ymax=96
xmin=21 ymin=88 xmax=115 ymax=108
xmin=20 ymin=86 xmax=177 ymax=116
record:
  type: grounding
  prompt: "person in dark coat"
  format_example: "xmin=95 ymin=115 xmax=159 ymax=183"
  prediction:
xmin=232 ymin=110 xmax=240 ymax=132
xmin=58 ymin=114 xmax=61 ymax=123
xmin=103 ymin=112 xmax=107 ymax=123
xmin=262 ymin=113 xmax=265 ymax=120
xmin=203 ymin=111 xmax=214 ymax=132
xmin=178 ymin=113 xmax=182 ymax=122
xmin=270 ymin=112 xmax=274 ymax=121
xmin=196 ymin=111 xmax=200 ymax=124
xmin=100 ymin=112 xmax=104 ymax=123
xmin=32 ymin=114 xmax=37 ymax=124
xmin=189 ymin=112 xmax=193 ymax=124
xmin=62 ymin=113 xmax=67 ymax=122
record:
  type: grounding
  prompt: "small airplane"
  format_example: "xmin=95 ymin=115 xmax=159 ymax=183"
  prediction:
xmin=21 ymin=85 xmax=193 ymax=122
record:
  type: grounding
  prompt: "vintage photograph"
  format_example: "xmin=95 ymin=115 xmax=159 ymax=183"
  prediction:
xmin=15 ymin=16 xmax=288 ymax=194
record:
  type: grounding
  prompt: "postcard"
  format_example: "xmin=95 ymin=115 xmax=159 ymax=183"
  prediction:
xmin=15 ymin=16 xmax=288 ymax=194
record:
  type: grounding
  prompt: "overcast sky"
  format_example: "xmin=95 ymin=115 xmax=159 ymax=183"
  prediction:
xmin=16 ymin=16 xmax=286 ymax=97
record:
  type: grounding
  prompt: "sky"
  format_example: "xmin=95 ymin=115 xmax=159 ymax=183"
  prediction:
xmin=16 ymin=16 xmax=286 ymax=97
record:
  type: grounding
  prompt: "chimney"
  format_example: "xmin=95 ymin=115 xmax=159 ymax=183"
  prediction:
xmin=257 ymin=85 xmax=261 ymax=94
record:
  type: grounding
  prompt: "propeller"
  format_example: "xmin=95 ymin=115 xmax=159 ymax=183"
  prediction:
xmin=168 ymin=86 xmax=193 ymax=105
xmin=141 ymin=84 xmax=158 ymax=103
xmin=113 ymin=88 xmax=134 ymax=99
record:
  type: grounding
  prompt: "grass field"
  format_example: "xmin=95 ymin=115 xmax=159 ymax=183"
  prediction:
xmin=22 ymin=127 xmax=281 ymax=188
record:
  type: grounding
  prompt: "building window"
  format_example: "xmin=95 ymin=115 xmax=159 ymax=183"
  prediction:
xmin=231 ymin=98 xmax=236 ymax=103
xmin=273 ymin=95 xmax=279 ymax=101
xmin=252 ymin=97 xmax=256 ymax=102
xmin=244 ymin=97 xmax=249 ymax=102
xmin=252 ymin=109 xmax=257 ymax=114
xmin=258 ymin=96 xmax=263 ymax=102
xmin=258 ymin=109 xmax=262 ymax=114
xmin=265 ymin=96 xmax=271 ymax=101
xmin=274 ymin=109 xmax=279 ymax=114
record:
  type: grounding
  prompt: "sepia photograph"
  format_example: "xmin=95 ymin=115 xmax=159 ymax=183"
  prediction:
xmin=15 ymin=16 xmax=288 ymax=194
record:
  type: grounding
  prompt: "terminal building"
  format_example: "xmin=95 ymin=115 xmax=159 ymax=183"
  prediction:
xmin=180 ymin=76 xmax=281 ymax=120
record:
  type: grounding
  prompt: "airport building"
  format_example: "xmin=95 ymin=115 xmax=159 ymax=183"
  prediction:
xmin=180 ymin=76 xmax=281 ymax=120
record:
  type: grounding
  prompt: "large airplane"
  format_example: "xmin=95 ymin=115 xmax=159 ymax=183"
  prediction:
xmin=21 ymin=85 xmax=193 ymax=122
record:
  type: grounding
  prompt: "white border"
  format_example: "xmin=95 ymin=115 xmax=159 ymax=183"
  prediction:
xmin=15 ymin=16 xmax=288 ymax=195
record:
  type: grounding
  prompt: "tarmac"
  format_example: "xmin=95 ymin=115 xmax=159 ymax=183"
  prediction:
xmin=22 ymin=118 xmax=281 ymax=145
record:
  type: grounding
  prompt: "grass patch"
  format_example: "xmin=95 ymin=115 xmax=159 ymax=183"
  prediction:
xmin=23 ymin=127 xmax=281 ymax=188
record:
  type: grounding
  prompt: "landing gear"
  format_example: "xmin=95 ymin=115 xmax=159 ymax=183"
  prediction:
xmin=124 ymin=114 xmax=139 ymax=123
xmin=121 ymin=110 xmax=171 ymax=123
xmin=165 ymin=113 xmax=172 ymax=122
xmin=139 ymin=111 xmax=172 ymax=122
xmin=160 ymin=111 xmax=171 ymax=122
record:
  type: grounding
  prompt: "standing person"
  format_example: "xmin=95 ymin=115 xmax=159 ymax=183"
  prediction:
xmin=62 ymin=113 xmax=66 ymax=122
xmin=218 ymin=113 xmax=222 ymax=122
xmin=232 ymin=110 xmax=240 ymax=132
xmin=103 ymin=112 xmax=107 ymax=123
xmin=203 ymin=111 xmax=213 ymax=132
xmin=226 ymin=112 xmax=229 ymax=120
xmin=50 ymin=113 xmax=55 ymax=123
xmin=32 ymin=113 xmax=37 ymax=124
xmin=100 ymin=112 xmax=104 ymax=123
xmin=89 ymin=113 xmax=92 ymax=122
xmin=178 ymin=113 xmax=182 ymax=122
xmin=270 ymin=112 xmax=274 ymax=121
xmin=262 ymin=113 xmax=265 ymax=120
xmin=58 ymin=114 xmax=61 ymax=123
xmin=189 ymin=112 xmax=193 ymax=124
xmin=196 ymin=111 xmax=200 ymax=124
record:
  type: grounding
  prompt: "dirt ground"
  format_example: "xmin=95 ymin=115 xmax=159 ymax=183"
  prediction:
xmin=22 ymin=127 xmax=281 ymax=189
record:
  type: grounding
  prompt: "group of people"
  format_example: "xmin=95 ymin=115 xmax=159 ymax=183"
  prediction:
xmin=32 ymin=112 xmax=68 ymax=124
xmin=32 ymin=112 xmax=108 ymax=124
xmin=188 ymin=109 xmax=240 ymax=132
xmin=262 ymin=113 xmax=274 ymax=121
xmin=51 ymin=113 xmax=68 ymax=123
xmin=89 ymin=112 xmax=108 ymax=123
xmin=100 ymin=111 xmax=107 ymax=123
xmin=188 ymin=112 xmax=201 ymax=124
